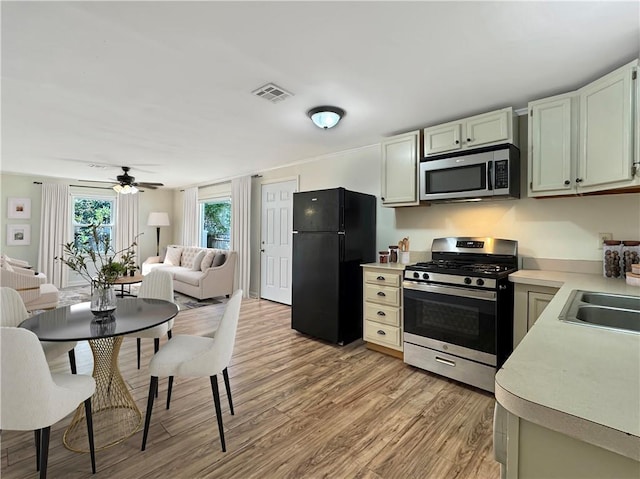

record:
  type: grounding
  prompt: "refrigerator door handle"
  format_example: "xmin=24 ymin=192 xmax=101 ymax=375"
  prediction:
xmin=339 ymin=234 xmax=345 ymax=262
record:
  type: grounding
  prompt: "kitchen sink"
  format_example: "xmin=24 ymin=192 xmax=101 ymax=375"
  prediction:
xmin=580 ymin=292 xmax=640 ymax=311
xmin=559 ymin=290 xmax=640 ymax=334
xmin=575 ymin=305 xmax=640 ymax=332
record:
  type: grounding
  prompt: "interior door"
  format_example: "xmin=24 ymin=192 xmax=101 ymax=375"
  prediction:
xmin=260 ymin=179 xmax=297 ymax=305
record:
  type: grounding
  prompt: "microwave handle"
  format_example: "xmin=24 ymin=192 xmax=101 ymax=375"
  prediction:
xmin=487 ymin=161 xmax=493 ymax=191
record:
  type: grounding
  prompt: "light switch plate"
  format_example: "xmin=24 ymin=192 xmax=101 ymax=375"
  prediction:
xmin=597 ymin=233 xmax=613 ymax=249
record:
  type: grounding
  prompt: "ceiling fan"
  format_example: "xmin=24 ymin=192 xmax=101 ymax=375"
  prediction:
xmin=80 ymin=166 xmax=164 ymax=193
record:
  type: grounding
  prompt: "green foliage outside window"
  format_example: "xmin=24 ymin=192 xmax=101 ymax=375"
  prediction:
xmin=73 ymin=198 xmax=114 ymax=249
xmin=203 ymin=201 xmax=231 ymax=249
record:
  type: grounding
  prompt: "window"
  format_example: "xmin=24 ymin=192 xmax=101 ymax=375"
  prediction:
xmin=200 ymin=199 xmax=231 ymax=249
xmin=73 ymin=196 xmax=115 ymax=250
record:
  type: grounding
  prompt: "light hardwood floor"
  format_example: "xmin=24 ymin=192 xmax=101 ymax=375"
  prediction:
xmin=1 ymin=298 xmax=500 ymax=478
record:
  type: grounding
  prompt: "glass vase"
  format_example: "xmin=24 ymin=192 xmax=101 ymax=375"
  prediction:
xmin=90 ymin=284 xmax=117 ymax=319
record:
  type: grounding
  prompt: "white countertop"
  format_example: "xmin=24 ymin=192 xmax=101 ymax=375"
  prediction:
xmin=496 ymin=270 xmax=640 ymax=460
xmin=361 ymin=262 xmax=409 ymax=270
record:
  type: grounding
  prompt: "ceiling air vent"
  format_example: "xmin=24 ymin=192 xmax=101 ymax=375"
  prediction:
xmin=252 ymin=83 xmax=293 ymax=103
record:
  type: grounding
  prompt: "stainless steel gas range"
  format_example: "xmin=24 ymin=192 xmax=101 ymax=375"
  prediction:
xmin=403 ymin=237 xmax=518 ymax=392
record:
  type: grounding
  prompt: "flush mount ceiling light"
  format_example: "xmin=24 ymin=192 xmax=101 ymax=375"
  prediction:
xmin=307 ymin=106 xmax=346 ymax=129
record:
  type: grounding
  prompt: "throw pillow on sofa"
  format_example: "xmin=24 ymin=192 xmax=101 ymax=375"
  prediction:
xmin=164 ymin=247 xmax=183 ymax=266
xmin=212 ymin=253 xmax=227 ymax=267
xmin=200 ymin=250 xmax=215 ymax=270
xmin=191 ymin=250 xmax=206 ymax=271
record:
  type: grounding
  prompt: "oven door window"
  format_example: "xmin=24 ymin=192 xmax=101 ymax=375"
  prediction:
xmin=404 ymin=288 xmax=496 ymax=355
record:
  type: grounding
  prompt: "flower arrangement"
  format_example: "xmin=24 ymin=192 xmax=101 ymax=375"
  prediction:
xmin=58 ymin=224 xmax=139 ymax=288
xmin=57 ymin=224 xmax=141 ymax=316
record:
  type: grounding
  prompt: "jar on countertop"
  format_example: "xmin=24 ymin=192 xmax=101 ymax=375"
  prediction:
xmin=603 ymin=240 xmax=622 ymax=278
xmin=621 ymin=241 xmax=640 ymax=276
xmin=379 ymin=251 xmax=390 ymax=264
xmin=388 ymin=246 xmax=399 ymax=263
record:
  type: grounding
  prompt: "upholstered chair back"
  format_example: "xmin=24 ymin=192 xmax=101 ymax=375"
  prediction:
xmin=210 ymin=289 xmax=243 ymax=373
xmin=0 ymin=286 xmax=29 ymax=327
xmin=0 ymin=327 xmax=94 ymax=431
xmin=138 ymin=270 xmax=174 ymax=302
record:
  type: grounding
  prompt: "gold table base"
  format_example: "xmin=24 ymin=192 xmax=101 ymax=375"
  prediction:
xmin=63 ymin=336 xmax=142 ymax=452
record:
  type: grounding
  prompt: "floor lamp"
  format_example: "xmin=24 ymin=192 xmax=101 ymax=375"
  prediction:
xmin=147 ymin=212 xmax=170 ymax=256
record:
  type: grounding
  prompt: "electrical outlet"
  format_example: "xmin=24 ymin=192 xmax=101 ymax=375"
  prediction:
xmin=597 ymin=233 xmax=613 ymax=249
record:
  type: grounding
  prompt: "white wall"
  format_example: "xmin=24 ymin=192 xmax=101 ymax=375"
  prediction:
xmin=0 ymin=173 xmax=176 ymax=270
xmin=248 ymin=117 xmax=640 ymax=297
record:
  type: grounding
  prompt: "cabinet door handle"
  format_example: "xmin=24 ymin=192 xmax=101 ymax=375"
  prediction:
xmin=455 ymin=140 xmax=460 ymax=145
xmin=377 ymin=311 xmax=386 ymax=316
xmin=575 ymin=178 xmax=583 ymax=183
xmin=377 ymin=330 xmax=386 ymax=336
xmin=376 ymin=276 xmax=385 ymax=281
xmin=377 ymin=291 xmax=386 ymax=297
xmin=435 ymin=357 xmax=456 ymax=367
xmin=467 ymin=138 xmax=472 ymax=143
xmin=564 ymin=180 xmax=570 ymax=185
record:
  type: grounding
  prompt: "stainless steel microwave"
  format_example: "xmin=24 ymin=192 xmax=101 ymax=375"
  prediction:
xmin=419 ymin=144 xmax=520 ymax=202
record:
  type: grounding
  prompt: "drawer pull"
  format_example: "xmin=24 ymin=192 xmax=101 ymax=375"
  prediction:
xmin=376 ymin=276 xmax=385 ymax=281
xmin=435 ymin=357 xmax=456 ymax=367
xmin=377 ymin=330 xmax=386 ymax=336
xmin=377 ymin=311 xmax=386 ymax=316
xmin=377 ymin=291 xmax=386 ymax=297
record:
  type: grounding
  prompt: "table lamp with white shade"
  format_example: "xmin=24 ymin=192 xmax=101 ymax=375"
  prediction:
xmin=147 ymin=212 xmax=170 ymax=256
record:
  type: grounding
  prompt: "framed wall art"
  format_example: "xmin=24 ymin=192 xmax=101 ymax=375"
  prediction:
xmin=7 ymin=197 xmax=31 ymax=219
xmin=7 ymin=224 xmax=31 ymax=246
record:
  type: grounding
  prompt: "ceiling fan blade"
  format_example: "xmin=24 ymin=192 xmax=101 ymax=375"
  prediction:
xmin=137 ymin=182 xmax=164 ymax=188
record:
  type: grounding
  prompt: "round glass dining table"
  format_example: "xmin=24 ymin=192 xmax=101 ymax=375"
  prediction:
xmin=20 ymin=298 xmax=179 ymax=452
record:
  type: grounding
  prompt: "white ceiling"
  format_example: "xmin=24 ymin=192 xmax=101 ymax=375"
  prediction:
xmin=2 ymin=1 xmax=639 ymax=189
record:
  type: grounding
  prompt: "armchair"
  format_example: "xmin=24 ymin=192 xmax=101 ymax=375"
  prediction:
xmin=0 ymin=263 xmax=59 ymax=311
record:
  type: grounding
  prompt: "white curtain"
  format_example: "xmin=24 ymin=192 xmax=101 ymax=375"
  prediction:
xmin=38 ymin=183 xmax=70 ymax=288
xmin=182 ymin=187 xmax=199 ymax=246
xmin=116 ymin=193 xmax=139 ymax=263
xmin=231 ymin=176 xmax=251 ymax=298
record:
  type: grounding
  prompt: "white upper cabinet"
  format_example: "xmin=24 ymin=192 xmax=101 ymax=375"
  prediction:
xmin=381 ymin=130 xmax=420 ymax=207
xmin=528 ymin=59 xmax=639 ymax=198
xmin=578 ymin=61 xmax=635 ymax=188
xmin=424 ymin=107 xmax=516 ymax=156
xmin=528 ymin=93 xmax=577 ymax=196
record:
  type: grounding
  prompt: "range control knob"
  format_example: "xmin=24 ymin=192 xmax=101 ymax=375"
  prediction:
xmin=464 ymin=277 xmax=472 ymax=285
xmin=413 ymin=272 xmax=420 ymax=279
xmin=422 ymin=273 xmax=430 ymax=280
xmin=476 ymin=279 xmax=485 ymax=286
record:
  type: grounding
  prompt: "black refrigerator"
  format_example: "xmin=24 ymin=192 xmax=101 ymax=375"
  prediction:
xmin=291 ymin=187 xmax=376 ymax=345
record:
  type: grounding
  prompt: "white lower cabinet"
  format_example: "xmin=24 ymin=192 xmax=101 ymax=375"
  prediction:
xmin=504 ymin=413 xmax=640 ymax=479
xmin=513 ymin=283 xmax=559 ymax=348
xmin=361 ymin=265 xmax=404 ymax=353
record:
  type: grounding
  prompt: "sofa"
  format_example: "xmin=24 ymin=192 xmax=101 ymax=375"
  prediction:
xmin=142 ymin=245 xmax=236 ymax=300
xmin=0 ymin=258 xmax=59 ymax=311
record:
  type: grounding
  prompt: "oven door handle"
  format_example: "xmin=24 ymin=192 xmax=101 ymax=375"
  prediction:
xmin=402 ymin=281 xmax=497 ymax=301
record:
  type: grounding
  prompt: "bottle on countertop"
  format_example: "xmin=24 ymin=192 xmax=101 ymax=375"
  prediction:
xmin=388 ymin=246 xmax=399 ymax=263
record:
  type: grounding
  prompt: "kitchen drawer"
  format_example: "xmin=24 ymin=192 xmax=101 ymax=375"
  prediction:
xmin=364 ymin=284 xmax=400 ymax=307
xmin=364 ymin=302 xmax=400 ymax=327
xmin=364 ymin=320 xmax=401 ymax=349
xmin=364 ymin=271 xmax=401 ymax=287
xmin=404 ymin=342 xmax=495 ymax=392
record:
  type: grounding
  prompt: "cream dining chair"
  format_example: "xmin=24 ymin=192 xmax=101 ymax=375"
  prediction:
xmin=0 ymin=287 xmax=77 ymax=373
xmin=0 ymin=327 xmax=96 ymax=479
xmin=141 ymin=289 xmax=243 ymax=453
xmin=125 ymin=270 xmax=176 ymax=369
